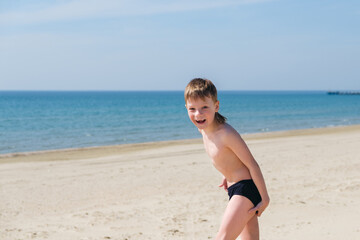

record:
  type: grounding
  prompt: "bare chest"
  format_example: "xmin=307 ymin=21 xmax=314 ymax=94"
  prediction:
xmin=203 ymin=138 xmax=227 ymax=160
xmin=202 ymin=136 xmax=240 ymax=167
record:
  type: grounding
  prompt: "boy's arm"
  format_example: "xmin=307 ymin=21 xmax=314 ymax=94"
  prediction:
xmin=224 ymin=130 xmax=270 ymax=214
xmin=218 ymin=176 xmax=228 ymax=191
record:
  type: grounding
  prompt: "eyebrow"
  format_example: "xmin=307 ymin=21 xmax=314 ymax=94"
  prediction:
xmin=188 ymin=104 xmax=207 ymax=108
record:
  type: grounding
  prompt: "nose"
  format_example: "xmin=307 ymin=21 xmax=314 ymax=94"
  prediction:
xmin=195 ymin=109 xmax=203 ymax=116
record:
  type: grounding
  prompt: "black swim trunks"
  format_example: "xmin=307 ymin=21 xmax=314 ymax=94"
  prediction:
xmin=227 ymin=179 xmax=262 ymax=207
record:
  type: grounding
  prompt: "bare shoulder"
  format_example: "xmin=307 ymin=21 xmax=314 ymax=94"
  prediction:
xmin=218 ymin=123 xmax=242 ymax=143
xmin=220 ymin=124 xmax=255 ymax=163
xmin=221 ymin=123 xmax=241 ymax=136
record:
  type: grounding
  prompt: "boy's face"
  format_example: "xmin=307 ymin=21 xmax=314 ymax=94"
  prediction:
xmin=186 ymin=96 xmax=219 ymax=130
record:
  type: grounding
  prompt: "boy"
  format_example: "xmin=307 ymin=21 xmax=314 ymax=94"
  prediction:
xmin=185 ymin=78 xmax=270 ymax=240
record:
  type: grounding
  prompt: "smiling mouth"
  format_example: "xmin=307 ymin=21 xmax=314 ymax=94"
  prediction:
xmin=196 ymin=119 xmax=206 ymax=124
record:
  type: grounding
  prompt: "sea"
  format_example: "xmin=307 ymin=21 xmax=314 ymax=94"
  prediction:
xmin=1 ymin=91 xmax=360 ymax=155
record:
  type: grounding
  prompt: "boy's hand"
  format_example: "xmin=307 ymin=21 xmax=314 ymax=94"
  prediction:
xmin=248 ymin=198 xmax=270 ymax=217
xmin=218 ymin=178 xmax=228 ymax=192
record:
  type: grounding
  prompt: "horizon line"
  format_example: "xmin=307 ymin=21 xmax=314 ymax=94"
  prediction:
xmin=0 ymin=89 xmax=351 ymax=92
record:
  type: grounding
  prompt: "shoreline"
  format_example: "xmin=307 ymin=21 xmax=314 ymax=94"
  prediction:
xmin=1 ymin=122 xmax=359 ymax=239
xmin=1 ymin=124 xmax=360 ymax=164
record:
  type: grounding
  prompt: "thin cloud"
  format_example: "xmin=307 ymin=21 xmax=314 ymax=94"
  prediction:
xmin=0 ymin=0 xmax=273 ymax=26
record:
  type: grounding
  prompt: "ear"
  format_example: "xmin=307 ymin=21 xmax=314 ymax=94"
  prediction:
xmin=215 ymin=101 xmax=220 ymax=112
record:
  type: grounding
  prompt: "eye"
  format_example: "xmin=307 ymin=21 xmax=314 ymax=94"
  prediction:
xmin=189 ymin=108 xmax=195 ymax=111
xmin=202 ymin=106 xmax=208 ymax=109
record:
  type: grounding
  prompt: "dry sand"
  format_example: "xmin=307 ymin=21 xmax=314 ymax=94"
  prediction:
xmin=1 ymin=125 xmax=360 ymax=240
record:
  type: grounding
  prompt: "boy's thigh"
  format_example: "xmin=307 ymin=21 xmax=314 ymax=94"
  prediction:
xmin=239 ymin=215 xmax=259 ymax=240
xmin=218 ymin=195 xmax=255 ymax=239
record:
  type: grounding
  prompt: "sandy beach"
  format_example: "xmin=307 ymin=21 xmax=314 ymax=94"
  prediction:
xmin=1 ymin=125 xmax=359 ymax=240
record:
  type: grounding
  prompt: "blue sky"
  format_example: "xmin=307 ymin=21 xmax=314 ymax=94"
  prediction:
xmin=1 ymin=0 xmax=359 ymax=90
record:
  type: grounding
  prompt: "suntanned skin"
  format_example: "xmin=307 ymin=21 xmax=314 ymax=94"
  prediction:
xmin=202 ymin=123 xmax=252 ymax=184
xmin=186 ymin=96 xmax=270 ymax=240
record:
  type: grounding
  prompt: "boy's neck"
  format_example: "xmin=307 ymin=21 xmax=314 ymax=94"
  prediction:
xmin=200 ymin=121 xmax=221 ymax=135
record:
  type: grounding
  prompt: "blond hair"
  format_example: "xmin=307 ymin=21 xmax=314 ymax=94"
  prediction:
xmin=185 ymin=78 xmax=227 ymax=124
